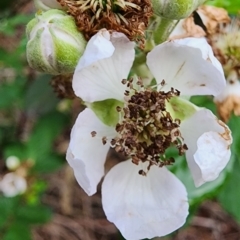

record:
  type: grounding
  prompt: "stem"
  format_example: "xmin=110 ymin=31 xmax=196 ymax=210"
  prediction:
xmin=153 ymin=17 xmax=178 ymax=45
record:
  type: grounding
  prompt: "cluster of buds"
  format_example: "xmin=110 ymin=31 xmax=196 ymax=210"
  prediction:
xmin=0 ymin=156 xmax=27 ymax=197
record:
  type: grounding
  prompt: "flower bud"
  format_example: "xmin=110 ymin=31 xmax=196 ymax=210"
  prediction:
xmin=0 ymin=173 xmax=27 ymax=197
xmin=34 ymin=0 xmax=64 ymax=11
xmin=26 ymin=9 xmax=86 ymax=75
xmin=152 ymin=0 xmax=206 ymax=19
xmin=6 ymin=156 xmax=20 ymax=170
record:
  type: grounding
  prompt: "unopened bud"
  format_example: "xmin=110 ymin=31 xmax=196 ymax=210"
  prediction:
xmin=26 ymin=9 xmax=86 ymax=75
xmin=0 ymin=173 xmax=27 ymax=197
xmin=152 ymin=0 xmax=206 ymax=19
xmin=34 ymin=0 xmax=64 ymax=11
xmin=6 ymin=156 xmax=20 ymax=170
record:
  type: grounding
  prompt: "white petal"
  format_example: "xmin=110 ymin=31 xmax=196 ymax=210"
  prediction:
xmin=180 ymin=109 xmax=232 ymax=187
xmin=102 ymin=160 xmax=188 ymax=240
xmin=173 ymin=37 xmax=224 ymax=76
xmin=73 ymin=30 xmax=135 ymax=102
xmin=147 ymin=41 xmax=225 ymax=97
xmin=194 ymin=131 xmax=231 ymax=182
xmin=67 ymin=108 xmax=116 ymax=196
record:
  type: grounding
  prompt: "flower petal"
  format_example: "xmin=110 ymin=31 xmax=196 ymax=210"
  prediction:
xmin=173 ymin=37 xmax=224 ymax=75
xmin=102 ymin=160 xmax=188 ymax=240
xmin=67 ymin=108 xmax=116 ymax=196
xmin=73 ymin=30 xmax=135 ymax=102
xmin=180 ymin=109 xmax=232 ymax=187
xmin=147 ymin=41 xmax=225 ymax=97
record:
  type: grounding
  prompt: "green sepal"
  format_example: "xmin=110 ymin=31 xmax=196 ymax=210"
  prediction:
xmin=167 ymin=96 xmax=197 ymax=121
xmin=90 ymin=99 xmax=123 ymax=127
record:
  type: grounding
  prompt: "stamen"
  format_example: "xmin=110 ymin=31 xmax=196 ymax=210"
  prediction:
xmin=112 ymin=78 xmax=188 ymax=174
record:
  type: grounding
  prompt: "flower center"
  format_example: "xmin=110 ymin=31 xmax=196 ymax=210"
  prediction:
xmin=57 ymin=0 xmax=152 ymax=45
xmin=111 ymin=79 xmax=188 ymax=175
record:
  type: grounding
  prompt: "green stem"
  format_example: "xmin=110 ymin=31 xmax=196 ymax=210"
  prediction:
xmin=153 ymin=17 xmax=178 ymax=45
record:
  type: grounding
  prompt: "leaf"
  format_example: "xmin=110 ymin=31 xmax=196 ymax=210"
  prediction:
xmin=27 ymin=111 xmax=68 ymax=159
xmin=218 ymin=154 xmax=240 ymax=222
xmin=24 ymin=74 xmax=59 ymax=115
xmin=3 ymin=143 xmax=28 ymax=161
xmin=32 ymin=153 xmax=64 ymax=173
xmin=0 ymin=197 xmax=19 ymax=226
xmin=228 ymin=115 xmax=240 ymax=156
xmin=2 ymin=222 xmax=31 ymax=240
xmin=16 ymin=204 xmax=52 ymax=224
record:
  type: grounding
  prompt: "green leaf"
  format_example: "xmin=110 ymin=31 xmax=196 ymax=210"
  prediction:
xmin=0 ymin=196 xmax=19 ymax=226
xmin=27 ymin=111 xmax=68 ymax=159
xmin=32 ymin=153 xmax=64 ymax=173
xmin=16 ymin=204 xmax=52 ymax=224
xmin=2 ymin=222 xmax=31 ymax=240
xmin=228 ymin=115 xmax=240 ymax=156
xmin=3 ymin=143 xmax=28 ymax=161
xmin=24 ymin=74 xmax=59 ymax=115
xmin=0 ymin=81 xmax=23 ymax=109
xmin=218 ymin=154 xmax=240 ymax=222
xmin=208 ymin=0 xmax=240 ymax=14
xmin=190 ymin=95 xmax=216 ymax=114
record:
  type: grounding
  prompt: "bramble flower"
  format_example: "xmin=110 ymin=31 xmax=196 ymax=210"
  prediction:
xmin=169 ymin=5 xmax=230 ymax=40
xmin=0 ymin=173 xmax=27 ymax=197
xmin=215 ymin=70 xmax=240 ymax=122
xmin=67 ymin=30 xmax=231 ymax=239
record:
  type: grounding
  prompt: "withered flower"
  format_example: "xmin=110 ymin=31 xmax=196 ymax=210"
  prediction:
xmin=57 ymin=0 xmax=153 ymax=43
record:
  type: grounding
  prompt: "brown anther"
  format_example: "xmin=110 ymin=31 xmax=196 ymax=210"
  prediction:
xmin=91 ymin=131 xmax=97 ymax=137
xmin=116 ymin=106 xmax=122 ymax=112
xmin=138 ymin=169 xmax=147 ymax=176
xmin=112 ymin=79 xmax=187 ymax=169
xmin=102 ymin=136 xmax=107 ymax=145
xmin=122 ymin=79 xmax=127 ymax=84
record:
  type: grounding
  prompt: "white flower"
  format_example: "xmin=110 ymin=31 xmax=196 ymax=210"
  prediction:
xmin=67 ymin=30 xmax=231 ymax=240
xmin=0 ymin=173 xmax=27 ymax=197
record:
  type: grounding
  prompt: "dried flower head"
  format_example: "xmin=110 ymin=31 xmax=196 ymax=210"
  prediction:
xmin=209 ymin=18 xmax=240 ymax=75
xmin=57 ymin=0 xmax=152 ymax=44
xmin=170 ymin=5 xmax=230 ymax=40
xmin=215 ymin=70 xmax=240 ymax=122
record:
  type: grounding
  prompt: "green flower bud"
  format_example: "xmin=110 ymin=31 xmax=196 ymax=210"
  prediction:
xmin=26 ymin=9 xmax=86 ymax=75
xmin=33 ymin=0 xmax=64 ymax=11
xmin=152 ymin=0 xmax=206 ymax=19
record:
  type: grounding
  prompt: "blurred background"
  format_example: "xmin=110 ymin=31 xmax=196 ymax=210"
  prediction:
xmin=0 ymin=0 xmax=240 ymax=239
